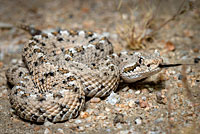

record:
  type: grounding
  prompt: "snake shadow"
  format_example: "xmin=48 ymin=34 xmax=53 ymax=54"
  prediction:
xmin=116 ymin=78 xmax=166 ymax=94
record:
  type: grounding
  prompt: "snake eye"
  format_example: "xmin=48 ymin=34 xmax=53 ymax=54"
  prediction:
xmin=138 ymin=58 xmax=143 ymax=64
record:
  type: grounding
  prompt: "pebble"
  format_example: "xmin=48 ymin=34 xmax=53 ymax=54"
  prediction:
xmin=57 ymin=128 xmax=64 ymax=134
xmin=90 ymin=97 xmax=101 ymax=103
xmin=178 ymin=74 xmax=183 ymax=80
xmin=142 ymin=96 xmax=146 ymax=101
xmin=154 ymin=118 xmax=164 ymax=124
xmin=0 ymin=62 xmax=3 ymax=68
xmin=148 ymin=87 xmax=154 ymax=93
xmin=116 ymin=123 xmax=123 ymax=129
xmin=122 ymin=86 xmax=129 ymax=92
xmin=194 ymin=57 xmax=200 ymax=63
xmin=106 ymin=91 xmax=120 ymax=105
xmin=75 ymin=119 xmax=82 ymax=124
xmin=44 ymin=121 xmax=53 ymax=127
xmin=113 ymin=113 xmax=124 ymax=125
xmin=135 ymin=90 xmax=141 ymax=95
xmin=122 ymin=14 xmax=128 ymax=20
xmin=139 ymin=100 xmax=149 ymax=108
xmin=128 ymin=89 xmax=133 ymax=94
xmin=105 ymin=107 xmax=111 ymax=112
xmin=102 ymin=32 xmax=110 ymax=38
xmin=85 ymin=123 xmax=91 ymax=128
xmin=135 ymin=117 xmax=142 ymax=125
xmin=128 ymin=100 xmax=135 ymax=108
xmin=97 ymin=115 xmax=107 ymax=120
xmin=106 ymin=129 xmax=111 ymax=132
xmin=135 ymin=99 xmax=140 ymax=105
xmin=186 ymin=66 xmax=192 ymax=73
xmin=80 ymin=111 xmax=89 ymax=119
xmin=11 ymin=59 xmax=18 ymax=64
xmin=44 ymin=128 xmax=51 ymax=134
xmin=156 ymin=92 xmax=167 ymax=104
xmin=119 ymin=130 xmax=129 ymax=134
xmin=34 ymin=126 xmax=40 ymax=131
xmin=165 ymin=41 xmax=175 ymax=51
xmin=78 ymin=126 xmax=85 ymax=132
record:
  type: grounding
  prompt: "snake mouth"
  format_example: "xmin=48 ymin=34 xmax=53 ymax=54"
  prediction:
xmin=121 ymin=65 xmax=162 ymax=83
xmin=121 ymin=63 xmax=183 ymax=83
xmin=121 ymin=59 xmax=162 ymax=83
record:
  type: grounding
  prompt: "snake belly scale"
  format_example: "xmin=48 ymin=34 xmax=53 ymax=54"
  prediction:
xmin=6 ymin=30 xmax=163 ymax=123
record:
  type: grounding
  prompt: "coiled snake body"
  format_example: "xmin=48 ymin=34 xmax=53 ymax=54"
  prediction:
xmin=6 ymin=30 xmax=163 ymax=123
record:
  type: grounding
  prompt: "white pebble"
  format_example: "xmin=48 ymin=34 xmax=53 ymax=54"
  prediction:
xmin=142 ymin=96 xmax=146 ymax=101
xmin=78 ymin=126 xmax=85 ymax=131
xmin=57 ymin=128 xmax=64 ymax=134
xmin=105 ymin=107 xmax=111 ymax=112
xmin=44 ymin=128 xmax=51 ymax=134
xmin=135 ymin=117 xmax=142 ymax=125
xmin=122 ymin=86 xmax=129 ymax=92
xmin=106 ymin=91 xmax=120 ymax=105
xmin=11 ymin=59 xmax=18 ymax=64
xmin=135 ymin=90 xmax=141 ymax=95
xmin=119 ymin=130 xmax=129 ymax=134
xmin=44 ymin=121 xmax=53 ymax=126
xmin=116 ymin=123 xmax=123 ymax=129
xmin=128 ymin=89 xmax=133 ymax=94
xmin=75 ymin=119 xmax=82 ymax=124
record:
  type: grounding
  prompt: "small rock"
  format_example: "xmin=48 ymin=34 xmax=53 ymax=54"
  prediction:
xmin=122 ymin=14 xmax=128 ymax=20
xmin=85 ymin=123 xmax=91 ymax=128
xmin=119 ymin=130 xmax=129 ymax=134
xmin=142 ymin=96 xmax=146 ymax=101
xmin=156 ymin=92 xmax=167 ymax=104
xmin=128 ymin=100 xmax=135 ymax=108
xmin=90 ymin=97 xmax=101 ymax=103
xmin=78 ymin=126 xmax=85 ymax=132
xmin=178 ymin=74 xmax=183 ymax=80
xmin=135 ymin=90 xmax=141 ymax=95
xmin=12 ymin=117 xmax=21 ymax=123
xmin=80 ymin=111 xmax=89 ymax=119
xmin=165 ymin=41 xmax=175 ymax=51
xmin=11 ymin=59 xmax=18 ymax=64
xmin=75 ymin=119 xmax=82 ymax=124
xmin=0 ymin=62 xmax=3 ymax=68
xmin=106 ymin=91 xmax=120 ymax=105
xmin=135 ymin=99 xmax=140 ymax=105
xmin=148 ymin=87 xmax=154 ymax=93
xmin=193 ymin=48 xmax=199 ymax=53
xmin=135 ymin=117 xmax=142 ymax=125
xmin=113 ymin=113 xmax=125 ymax=125
xmin=44 ymin=121 xmax=53 ymax=126
xmin=122 ymin=86 xmax=129 ymax=92
xmin=106 ymin=129 xmax=111 ymax=132
xmin=105 ymin=107 xmax=111 ymax=112
xmin=97 ymin=114 xmax=107 ymax=120
xmin=34 ymin=126 xmax=40 ymax=131
xmin=102 ymin=32 xmax=110 ymax=38
xmin=44 ymin=128 xmax=51 ymax=134
xmin=139 ymin=100 xmax=149 ymax=108
xmin=57 ymin=128 xmax=64 ymax=134
xmin=116 ymin=123 xmax=123 ymax=129
xmin=128 ymin=89 xmax=133 ymax=94
xmin=154 ymin=118 xmax=164 ymax=124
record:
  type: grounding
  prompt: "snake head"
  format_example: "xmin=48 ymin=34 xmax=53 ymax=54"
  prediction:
xmin=119 ymin=50 xmax=163 ymax=83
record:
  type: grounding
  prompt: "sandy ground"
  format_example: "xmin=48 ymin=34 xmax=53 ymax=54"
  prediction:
xmin=0 ymin=0 xmax=199 ymax=134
